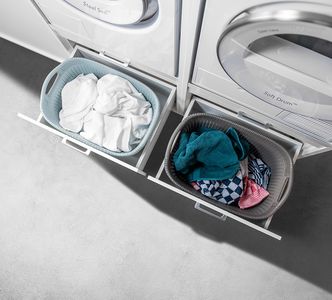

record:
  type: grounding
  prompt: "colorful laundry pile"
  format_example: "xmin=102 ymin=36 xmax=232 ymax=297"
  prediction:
xmin=173 ymin=127 xmax=272 ymax=209
xmin=59 ymin=73 xmax=152 ymax=152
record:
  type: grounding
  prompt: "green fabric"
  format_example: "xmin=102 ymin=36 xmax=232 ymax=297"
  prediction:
xmin=173 ymin=127 xmax=249 ymax=182
xmin=226 ymin=127 xmax=250 ymax=161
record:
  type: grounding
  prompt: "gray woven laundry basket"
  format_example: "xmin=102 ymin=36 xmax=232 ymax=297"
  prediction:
xmin=164 ymin=113 xmax=293 ymax=220
xmin=40 ymin=57 xmax=160 ymax=157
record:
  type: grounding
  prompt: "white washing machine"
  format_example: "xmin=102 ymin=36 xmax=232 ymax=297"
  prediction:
xmin=192 ymin=0 xmax=332 ymax=152
xmin=32 ymin=0 xmax=181 ymax=80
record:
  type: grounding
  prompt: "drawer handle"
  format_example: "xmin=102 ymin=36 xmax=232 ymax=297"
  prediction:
xmin=238 ymin=111 xmax=272 ymax=129
xmin=194 ymin=202 xmax=227 ymax=221
xmin=61 ymin=138 xmax=91 ymax=156
xmin=99 ymin=52 xmax=130 ymax=68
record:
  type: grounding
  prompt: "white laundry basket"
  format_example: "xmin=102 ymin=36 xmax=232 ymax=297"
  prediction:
xmin=40 ymin=57 xmax=160 ymax=157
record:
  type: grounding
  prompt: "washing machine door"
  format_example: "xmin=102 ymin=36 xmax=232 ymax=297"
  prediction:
xmin=64 ymin=0 xmax=158 ymax=25
xmin=217 ymin=2 xmax=332 ymax=120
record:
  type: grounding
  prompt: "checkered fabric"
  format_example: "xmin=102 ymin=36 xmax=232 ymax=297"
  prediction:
xmin=248 ymin=154 xmax=271 ymax=190
xmin=191 ymin=170 xmax=244 ymax=205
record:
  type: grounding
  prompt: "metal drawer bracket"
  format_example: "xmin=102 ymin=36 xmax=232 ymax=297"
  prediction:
xmin=99 ymin=51 xmax=130 ymax=68
xmin=194 ymin=202 xmax=227 ymax=221
xmin=238 ymin=111 xmax=272 ymax=129
xmin=61 ymin=137 xmax=91 ymax=156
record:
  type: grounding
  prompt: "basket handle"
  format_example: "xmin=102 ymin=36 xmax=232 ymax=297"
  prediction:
xmin=61 ymin=138 xmax=91 ymax=156
xmin=194 ymin=202 xmax=227 ymax=221
xmin=40 ymin=64 xmax=65 ymax=98
xmin=164 ymin=119 xmax=188 ymax=165
xmin=276 ymin=175 xmax=293 ymax=205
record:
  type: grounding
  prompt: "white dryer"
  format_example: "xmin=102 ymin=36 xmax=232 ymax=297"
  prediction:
xmin=192 ymin=0 xmax=332 ymax=150
xmin=32 ymin=0 xmax=181 ymax=80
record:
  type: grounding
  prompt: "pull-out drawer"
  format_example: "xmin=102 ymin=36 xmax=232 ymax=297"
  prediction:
xmin=18 ymin=46 xmax=302 ymax=240
xmin=147 ymin=97 xmax=303 ymax=240
xmin=18 ymin=45 xmax=176 ymax=175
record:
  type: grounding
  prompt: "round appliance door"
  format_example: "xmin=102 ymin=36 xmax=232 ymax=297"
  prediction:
xmin=217 ymin=2 xmax=332 ymax=120
xmin=64 ymin=0 xmax=158 ymax=25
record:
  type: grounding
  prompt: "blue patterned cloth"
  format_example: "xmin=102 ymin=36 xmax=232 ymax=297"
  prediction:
xmin=191 ymin=170 xmax=244 ymax=205
xmin=248 ymin=154 xmax=271 ymax=190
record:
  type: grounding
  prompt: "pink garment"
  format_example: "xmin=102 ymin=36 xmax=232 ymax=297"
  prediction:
xmin=191 ymin=181 xmax=201 ymax=191
xmin=238 ymin=177 xmax=269 ymax=209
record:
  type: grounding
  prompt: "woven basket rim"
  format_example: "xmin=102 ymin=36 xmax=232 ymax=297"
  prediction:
xmin=164 ymin=113 xmax=294 ymax=220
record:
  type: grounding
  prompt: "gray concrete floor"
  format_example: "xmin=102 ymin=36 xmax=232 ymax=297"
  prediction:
xmin=0 ymin=38 xmax=332 ymax=300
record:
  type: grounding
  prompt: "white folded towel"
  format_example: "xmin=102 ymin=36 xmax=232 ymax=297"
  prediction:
xmin=94 ymin=74 xmax=149 ymax=115
xmin=82 ymin=74 xmax=152 ymax=152
xmin=59 ymin=74 xmax=98 ymax=133
xmin=59 ymin=73 xmax=152 ymax=152
xmin=102 ymin=107 xmax=153 ymax=152
xmin=80 ymin=110 xmax=104 ymax=146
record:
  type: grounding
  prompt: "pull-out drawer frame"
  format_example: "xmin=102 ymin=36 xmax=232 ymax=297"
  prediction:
xmin=19 ymin=46 xmax=176 ymax=175
xmin=18 ymin=46 xmax=305 ymax=240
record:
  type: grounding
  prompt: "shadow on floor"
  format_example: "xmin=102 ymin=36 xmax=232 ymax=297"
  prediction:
xmin=0 ymin=38 xmax=58 ymax=97
xmin=2 ymin=37 xmax=332 ymax=294
xmin=91 ymin=151 xmax=332 ymax=294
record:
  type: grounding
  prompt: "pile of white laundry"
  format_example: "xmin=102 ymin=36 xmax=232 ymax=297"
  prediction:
xmin=59 ymin=73 xmax=153 ymax=152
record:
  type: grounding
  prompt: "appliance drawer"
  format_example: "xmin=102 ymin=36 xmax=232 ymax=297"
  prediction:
xmin=17 ymin=47 xmax=302 ymax=240
xmin=18 ymin=45 xmax=176 ymax=175
xmin=146 ymin=97 xmax=303 ymax=240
